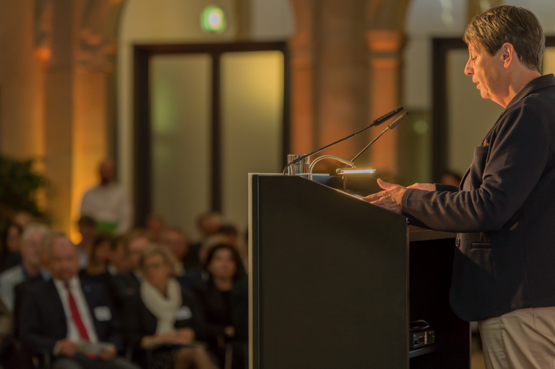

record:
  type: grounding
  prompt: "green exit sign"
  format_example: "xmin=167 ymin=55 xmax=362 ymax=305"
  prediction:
xmin=201 ymin=6 xmax=226 ymax=33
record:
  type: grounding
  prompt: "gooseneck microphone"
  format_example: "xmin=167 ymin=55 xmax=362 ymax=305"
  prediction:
xmin=350 ymin=111 xmax=409 ymax=164
xmin=282 ymin=107 xmax=404 ymax=174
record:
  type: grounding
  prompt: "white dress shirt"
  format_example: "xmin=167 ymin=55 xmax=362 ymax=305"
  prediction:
xmin=54 ymin=276 xmax=98 ymax=344
xmin=79 ymin=183 xmax=132 ymax=234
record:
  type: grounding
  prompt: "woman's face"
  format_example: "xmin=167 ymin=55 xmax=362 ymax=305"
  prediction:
xmin=6 ymin=225 xmax=22 ymax=252
xmin=143 ymin=253 xmax=172 ymax=287
xmin=208 ymin=248 xmax=237 ymax=280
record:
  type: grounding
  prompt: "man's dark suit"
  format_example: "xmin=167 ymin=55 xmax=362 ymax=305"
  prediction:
xmin=402 ymin=74 xmax=555 ymax=321
xmin=13 ymin=274 xmax=49 ymax=337
xmin=111 ymin=272 xmax=141 ymax=304
xmin=18 ymin=278 xmax=123 ymax=354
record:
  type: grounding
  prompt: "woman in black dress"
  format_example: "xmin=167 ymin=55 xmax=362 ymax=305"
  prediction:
xmin=194 ymin=243 xmax=246 ymax=368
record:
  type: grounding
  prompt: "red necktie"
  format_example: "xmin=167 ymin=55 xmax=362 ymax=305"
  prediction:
xmin=63 ymin=282 xmax=90 ymax=342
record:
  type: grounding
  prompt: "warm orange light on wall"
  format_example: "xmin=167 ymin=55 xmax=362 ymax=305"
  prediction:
xmin=70 ymin=71 xmax=108 ymax=244
xmin=35 ymin=47 xmax=52 ymax=62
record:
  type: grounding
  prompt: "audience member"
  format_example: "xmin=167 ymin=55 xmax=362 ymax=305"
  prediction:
xmin=124 ymin=245 xmax=217 ymax=369
xmin=79 ymin=233 xmax=113 ymax=286
xmin=194 ymin=243 xmax=247 ymax=368
xmin=107 ymin=236 xmax=131 ymax=275
xmin=19 ymin=232 xmax=138 ymax=369
xmin=0 ymin=222 xmax=23 ymax=273
xmin=179 ymin=235 xmax=226 ymax=292
xmin=213 ymin=224 xmax=247 ymax=273
xmin=196 ymin=213 xmax=223 ymax=241
xmin=0 ymin=223 xmax=49 ymax=311
xmin=13 ymin=224 xmax=52 ymax=338
xmin=145 ymin=214 xmax=166 ymax=243
xmin=76 ymin=216 xmax=97 ymax=269
xmin=160 ymin=227 xmax=200 ymax=274
xmin=80 ymin=159 xmax=132 ymax=235
xmin=214 ymin=225 xmax=239 ymax=248
xmin=111 ymin=230 xmax=150 ymax=304
xmin=189 ymin=213 xmax=223 ymax=261
xmin=12 ymin=212 xmax=33 ymax=230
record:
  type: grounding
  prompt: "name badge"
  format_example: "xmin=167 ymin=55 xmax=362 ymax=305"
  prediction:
xmin=94 ymin=306 xmax=112 ymax=321
xmin=175 ymin=306 xmax=192 ymax=321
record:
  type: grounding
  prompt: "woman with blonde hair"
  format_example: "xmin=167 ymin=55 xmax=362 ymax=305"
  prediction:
xmin=124 ymin=245 xmax=218 ymax=369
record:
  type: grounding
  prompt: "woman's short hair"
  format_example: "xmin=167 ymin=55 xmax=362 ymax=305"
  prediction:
xmin=139 ymin=244 xmax=179 ymax=275
xmin=203 ymin=243 xmax=245 ymax=281
xmin=463 ymin=5 xmax=545 ymax=72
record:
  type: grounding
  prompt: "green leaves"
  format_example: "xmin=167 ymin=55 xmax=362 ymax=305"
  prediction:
xmin=0 ymin=155 xmax=49 ymax=234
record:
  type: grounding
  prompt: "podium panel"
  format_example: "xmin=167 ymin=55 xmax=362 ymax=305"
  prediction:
xmin=249 ymin=174 xmax=469 ymax=369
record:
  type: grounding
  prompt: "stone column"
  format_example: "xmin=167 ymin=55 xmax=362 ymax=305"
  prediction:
xmin=365 ymin=0 xmax=410 ymax=178
xmin=366 ymin=29 xmax=404 ymax=176
xmin=314 ymin=0 xmax=369 ymax=161
xmin=70 ymin=0 xmax=121 ymax=239
xmin=42 ymin=0 xmax=122 ymax=237
xmin=43 ymin=0 xmax=76 ymax=233
xmin=0 ymin=0 xmax=45 ymax=159
xmin=288 ymin=0 xmax=316 ymax=155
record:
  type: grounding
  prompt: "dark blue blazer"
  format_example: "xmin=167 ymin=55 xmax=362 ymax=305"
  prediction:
xmin=402 ymin=74 xmax=555 ymax=321
xmin=18 ymin=277 xmax=123 ymax=354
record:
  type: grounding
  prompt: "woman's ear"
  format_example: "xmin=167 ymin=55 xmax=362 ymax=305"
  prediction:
xmin=500 ymin=42 xmax=516 ymax=68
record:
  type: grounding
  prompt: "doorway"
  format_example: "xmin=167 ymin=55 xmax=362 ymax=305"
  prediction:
xmin=133 ymin=42 xmax=289 ymax=234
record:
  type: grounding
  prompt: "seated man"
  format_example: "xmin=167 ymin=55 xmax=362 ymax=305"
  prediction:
xmin=0 ymin=223 xmax=49 ymax=311
xmin=19 ymin=232 xmax=138 ymax=369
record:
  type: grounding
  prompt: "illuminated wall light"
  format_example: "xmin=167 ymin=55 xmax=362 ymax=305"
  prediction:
xmin=201 ymin=6 xmax=226 ymax=33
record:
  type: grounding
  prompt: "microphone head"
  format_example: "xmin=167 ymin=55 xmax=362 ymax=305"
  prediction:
xmin=371 ymin=107 xmax=404 ymax=127
xmin=388 ymin=111 xmax=409 ymax=130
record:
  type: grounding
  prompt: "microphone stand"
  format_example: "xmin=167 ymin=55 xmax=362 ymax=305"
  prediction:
xmin=349 ymin=111 xmax=409 ymax=164
xmin=282 ymin=107 xmax=404 ymax=175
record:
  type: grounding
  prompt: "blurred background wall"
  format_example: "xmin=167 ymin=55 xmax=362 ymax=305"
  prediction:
xmin=0 ymin=0 xmax=554 ymax=239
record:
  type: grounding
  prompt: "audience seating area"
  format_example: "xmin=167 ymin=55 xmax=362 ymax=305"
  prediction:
xmin=0 ymin=211 xmax=248 ymax=369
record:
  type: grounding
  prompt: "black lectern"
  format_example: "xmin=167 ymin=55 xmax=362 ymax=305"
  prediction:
xmin=249 ymin=174 xmax=470 ymax=369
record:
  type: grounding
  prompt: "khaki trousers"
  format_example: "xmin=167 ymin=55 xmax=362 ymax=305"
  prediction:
xmin=479 ymin=307 xmax=555 ymax=369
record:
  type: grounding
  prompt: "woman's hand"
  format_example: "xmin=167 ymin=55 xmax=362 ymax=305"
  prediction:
xmin=363 ymin=179 xmax=407 ymax=214
xmin=175 ymin=328 xmax=195 ymax=344
xmin=141 ymin=335 xmax=156 ymax=348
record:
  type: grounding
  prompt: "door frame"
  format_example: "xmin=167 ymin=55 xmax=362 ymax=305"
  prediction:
xmin=132 ymin=41 xmax=290 ymax=227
